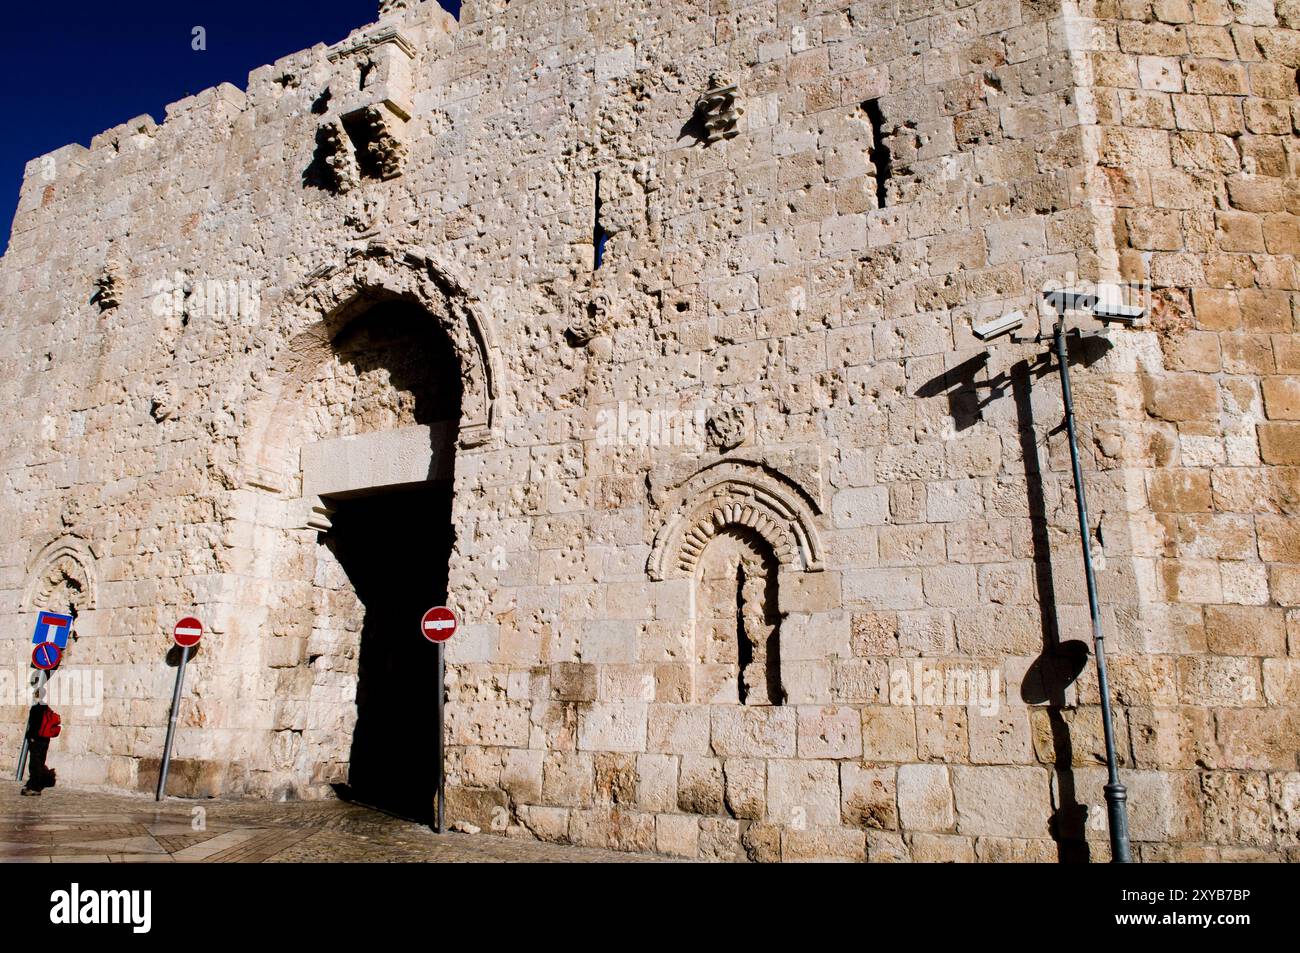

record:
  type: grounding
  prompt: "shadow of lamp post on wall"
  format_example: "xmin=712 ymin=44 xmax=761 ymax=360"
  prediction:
xmin=970 ymin=286 xmax=1144 ymax=864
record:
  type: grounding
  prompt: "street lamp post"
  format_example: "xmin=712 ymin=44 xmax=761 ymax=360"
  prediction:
xmin=973 ymin=287 xmax=1139 ymax=863
xmin=1049 ymin=311 xmax=1132 ymax=864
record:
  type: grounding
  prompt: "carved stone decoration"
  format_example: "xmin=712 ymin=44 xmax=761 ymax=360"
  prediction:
xmin=319 ymin=118 xmax=360 ymax=194
xmin=356 ymin=105 xmax=406 ymax=180
xmin=150 ymin=379 xmax=178 ymax=422
xmin=310 ymin=26 xmax=415 ymax=197
xmin=566 ymin=287 xmax=615 ymax=346
xmin=24 ymin=536 xmax=98 ymax=614
xmin=647 ymin=459 xmax=824 ymax=581
xmin=93 ymin=264 xmax=121 ymax=311
xmin=693 ymin=73 xmax=743 ymax=145
xmin=706 ymin=405 xmax=750 ymax=451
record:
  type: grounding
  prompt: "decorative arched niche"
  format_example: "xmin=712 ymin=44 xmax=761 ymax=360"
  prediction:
xmin=240 ymin=240 xmax=505 ymax=494
xmin=647 ymin=459 xmax=824 ymax=582
xmin=647 ymin=458 xmax=824 ymax=706
xmin=23 ymin=536 xmax=98 ymax=616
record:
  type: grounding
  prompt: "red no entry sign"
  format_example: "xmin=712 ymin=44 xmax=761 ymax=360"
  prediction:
xmin=173 ymin=617 xmax=203 ymax=648
xmin=421 ymin=606 xmax=457 ymax=643
xmin=32 ymin=642 xmax=62 ymax=670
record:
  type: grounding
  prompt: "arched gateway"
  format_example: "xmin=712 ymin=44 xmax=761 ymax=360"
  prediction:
xmin=216 ymin=243 xmax=503 ymax=815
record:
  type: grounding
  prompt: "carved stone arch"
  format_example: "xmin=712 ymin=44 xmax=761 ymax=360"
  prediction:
xmin=240 ymin=240 xmax=504 ymax=489
xmin=23 ymin=536 xmax=98 ymax=614
xmin=647 ymin=459 xmax=824 ymax=581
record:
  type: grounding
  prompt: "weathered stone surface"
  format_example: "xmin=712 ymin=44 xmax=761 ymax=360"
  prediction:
xmin=767 ymin=760 xmax=841 ymax=828
xmin=840 ymin=763 xmax=898 ymax=830
xmin=953 ymin=766 xmax=1053 ymax=838
xmin=898 ymin=764 xmax=956 ymax=832
xmin=0 ymin=0 xmax=1293 ymax=863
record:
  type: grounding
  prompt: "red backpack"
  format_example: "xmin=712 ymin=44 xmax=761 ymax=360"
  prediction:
xmin=37 ymin=708 xmax=61 ymax=739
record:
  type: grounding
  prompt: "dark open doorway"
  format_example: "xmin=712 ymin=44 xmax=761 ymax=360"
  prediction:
xmin=326 ymin=483 xmax=455 ymax=823
xmin=312 ymin=296 xmax=462 ymax=823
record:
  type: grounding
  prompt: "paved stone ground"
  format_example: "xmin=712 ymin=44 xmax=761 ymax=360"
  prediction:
xmin=0 ymin=780 xmax=664 ymax=863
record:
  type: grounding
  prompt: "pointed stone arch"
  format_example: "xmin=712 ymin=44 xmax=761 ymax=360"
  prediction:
xmin=240 ymin=240 xmax=505 ymax=490
xmin=647 ymin=458 xmax=824 ymax=581
xmin=23 ymin=535 xmax=98 ymax=614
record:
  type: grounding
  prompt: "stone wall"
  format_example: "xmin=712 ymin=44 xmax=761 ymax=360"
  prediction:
xmin=0 ymin=0 xmax=1294 ymax=860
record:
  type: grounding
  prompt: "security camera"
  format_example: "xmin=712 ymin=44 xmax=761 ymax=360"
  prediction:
xmin=1043 ymin=289 xmax=1097 ymax=313
xmin=971 ymin=310 xmax=1025 ymax=342
xmin=1091 ymin=299 xmax=1145 ymax=325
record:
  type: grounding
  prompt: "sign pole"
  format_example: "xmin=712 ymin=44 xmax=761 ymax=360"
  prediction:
xmin=15 ymin=672 xmax=38 ymax=780
xmin=157 ymin=616 xmax=203 ymax=802
xmin=157 ymin=644 xmax=189 ymax=802
xmin=420 ymin=605 xmax=457 ymax=835
xmin=435 ymin=640 xmax=446 ymax=834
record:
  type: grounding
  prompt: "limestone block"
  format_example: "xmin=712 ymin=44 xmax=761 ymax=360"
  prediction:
xmin=677 ymin=755 xmax=725 ymax=815
xmin=577 ymin=701 xmax=648 ymax=753
xmin=952 ymin=766 xmax=1052 ymax=838
xmin=647 ymin=704 xmax=711 ymax=754
xmin=655 ymin=813 xmax=700 ymax=858
xmin=501 ymin=747 xmax=544 ymax=802
xmin=698 ymin=818 xmax=743 ymax=862
xmin=446 ymin=700 xmax=530 ymax=747
xmin=796 ymin=705 xmax=863 ymax=759
xmin=781 ymin=825 xmax=867 ymax=862
xmin=767 ymin=759 xmax=841 ymax=827
xmin=541 ymin=751 xmax=593 ymax=808
xmin=898 ymin=764 xmax=956 ymax=831
xmin=710 ymin=705 xmax=797 ymax=758
xmin=635 ymin=753 xmax=678 ymax=812
xmin=722 ymin=758 xmax=766 ymax=819
xmin=909 ymin=832 xmax=976 ymax=862
xmin=861 ymin=705 xmax=918 ymax=761
xmin=840 ymin=762 xmax=897 ymax=830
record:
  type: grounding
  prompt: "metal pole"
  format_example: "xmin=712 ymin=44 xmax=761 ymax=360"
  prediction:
xmin=156 ymin=645 xmax=190 ymax=801
xmin=435 ymin=640 xmax=446 ymax=834
xmin=16 ymin=670 xmax=49 ymax=781
xmin=1053 ymin=320 xmax=1132 ymax=863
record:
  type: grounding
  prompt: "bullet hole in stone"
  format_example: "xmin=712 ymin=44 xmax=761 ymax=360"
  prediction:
xmin=593 ymin=172 xmax=608 ymax=269
xmin=862 ymin=98 xmax=892 ymax=209
xmin=676 ymin=301 xmax=689 ymax=313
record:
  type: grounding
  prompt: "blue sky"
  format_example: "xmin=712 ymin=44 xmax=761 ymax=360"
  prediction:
xmin=0 ymin=1 xmax=458 ymax=253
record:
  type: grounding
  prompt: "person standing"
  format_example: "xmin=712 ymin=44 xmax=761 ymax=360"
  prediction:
xmin=21 ymin=698 xmax=60 ymax=796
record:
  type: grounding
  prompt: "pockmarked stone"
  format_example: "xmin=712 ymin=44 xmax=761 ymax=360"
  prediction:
xmin=0 ymin=0 xmax=1296 ymax=863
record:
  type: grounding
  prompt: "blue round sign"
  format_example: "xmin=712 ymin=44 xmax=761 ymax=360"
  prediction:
xmin=32 ymin=642 xmax=62 ymax=671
